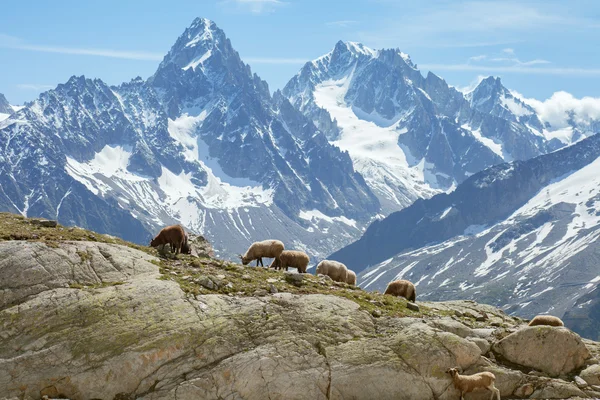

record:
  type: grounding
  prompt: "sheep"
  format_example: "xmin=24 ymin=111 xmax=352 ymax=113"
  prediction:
xmin=346 ymin=270 xmax=357 ymax=286
xmin=528 ymin=315 xmax=564 ymax=327
xmin=271 ymin=250 xmax=310 ymax=273
xmin=446 ymin=368 xmax=500 ymax=400
xmin=181 ymin=233 xmax=192 ymax=255
xmin=240 ymin=240 xmax=284 ymax=267
xmin=316 ymin=260 xmax=348 ymax=283
xmin=384 ymin=279 xmax=416 ymax=302
xmin=150 ymin=225 xmax=186 ymax=255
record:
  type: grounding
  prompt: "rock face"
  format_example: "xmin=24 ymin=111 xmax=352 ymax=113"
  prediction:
xmin=0 ymin=93 xmax=11 ymax=115
xmin=2 ymin=238 xmax=600 ymax=399
xmin=493 ymin=326 xmax=591 ymax=377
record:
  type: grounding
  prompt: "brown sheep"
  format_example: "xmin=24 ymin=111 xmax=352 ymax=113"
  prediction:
xmin=316 ymin=260 xmax=348 ymax=283
xmin=271 ymin=250 xmax=310 ymax=273
xmin=384 ymin=279 xmax=416 ymax=302
xmin=528 ymin=315 xmax=564 ymax=327
xmin=150 ymin=225 xmax=185 ymax=255
xmin=240 ymin=240 xmax=285 ymax=267
xmin=446 ymin=368 xmax=500 ymax=400
xmin=346 ymin=270 xmax=357 ymax=286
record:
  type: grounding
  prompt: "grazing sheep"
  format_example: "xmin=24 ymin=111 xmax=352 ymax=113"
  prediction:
xmin=446 ymin=368 xmax=500 ymax=400
xmin=240 ymin=240 xmax=285 ymax=267
xmin=528 ymin=315 xmax=564 ymax=327
xmin=346 ymin=270 xmax=357 ymax=286
xmin=384 ymin=279 xmax=416 ymax=302
xmin=271 ymin=250 xmax=310 ymax=273
xmin=316 ymin=260 xmax=348 ymax=283
xmin=150 ymin=225 xmax=186 ymax=255
xmin=181 ymin=233 xmax=192 ymax=255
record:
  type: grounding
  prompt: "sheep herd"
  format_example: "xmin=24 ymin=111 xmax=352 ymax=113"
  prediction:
xmin=150 ymin=226 xmax=568 ymax=400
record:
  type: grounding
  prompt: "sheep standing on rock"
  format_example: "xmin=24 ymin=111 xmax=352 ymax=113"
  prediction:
xmin=316 ymin=260 xmax=348 ymax=283
xmin=384 ymin=279 xmax=416 ymax=302
xmin=528 ymin=315 xmax=564 ymax=327
xmin=150 ymin=225 xmax=186 ymax=255
xmin=446 ymin=368 xmax=500 ymax=400
xmin=240 ymin=240 xmax=284 ymax=267
xmin=346 ymin=270 xmax=357 ymax=286
xmin=271 ymin=250 xmax=310 ymax=273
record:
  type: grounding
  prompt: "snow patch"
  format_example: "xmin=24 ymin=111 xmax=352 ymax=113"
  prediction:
xmin=299 ymin=209 xmax=357 ymax=228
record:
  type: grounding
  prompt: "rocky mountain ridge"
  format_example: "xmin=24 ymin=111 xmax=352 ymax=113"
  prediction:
xmin=1 ymin=213 xmax=600 ymax=399
xmin=283 ymin=43 xmax=590 ymax=214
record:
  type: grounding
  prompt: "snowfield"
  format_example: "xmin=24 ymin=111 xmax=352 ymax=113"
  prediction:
xmin=313 ymin=70 xmax=440 ymax=210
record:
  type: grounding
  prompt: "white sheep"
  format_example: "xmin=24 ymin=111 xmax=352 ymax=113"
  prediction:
xmin=346 ymin=270 xmax=357 ymax=286
xmin=316 ymin=260 xmax=348 ymax=283
xmin=384 ymin=279 xmax=416 ymax=302
xmin=271 ymin=250 xmax=310 ymax=273
xmin=446 ymin=368 xmax=500 ymax=400
xmin=240 ymin=240 xmax=284 ymax=267
xmin=528 ymin=315 xmax=564 ymax=327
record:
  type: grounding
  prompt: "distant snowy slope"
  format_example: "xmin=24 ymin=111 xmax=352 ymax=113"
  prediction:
xmin=341 ymin=132 xmax=600 ymax=338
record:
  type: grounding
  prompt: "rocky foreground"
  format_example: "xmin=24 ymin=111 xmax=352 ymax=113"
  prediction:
xmin=1 ymin=214 xmax=600 ymax=399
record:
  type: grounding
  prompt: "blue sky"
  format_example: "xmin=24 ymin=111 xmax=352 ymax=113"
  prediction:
xmin=1 ymin=0 xmax=599 ymax=104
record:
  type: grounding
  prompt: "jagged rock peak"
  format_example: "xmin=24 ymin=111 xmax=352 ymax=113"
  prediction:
xmin=158 ymin=17 xmax=233 ymax=72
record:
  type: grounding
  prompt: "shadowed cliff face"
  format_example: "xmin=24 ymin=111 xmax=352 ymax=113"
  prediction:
xmin=1 ymin=214 xmax=600 ymax=400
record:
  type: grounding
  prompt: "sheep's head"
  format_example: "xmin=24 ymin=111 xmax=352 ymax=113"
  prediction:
xmin=239 ymin=254 xmax=250 ymax=265
xmin=446 ymin=368 xmax=459 ymax=377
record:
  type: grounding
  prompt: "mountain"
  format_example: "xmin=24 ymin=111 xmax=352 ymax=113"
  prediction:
xmin=0 ymin=93 xmax=12 ymax=121
xmin=0 ymin=19 xmax=378 ymax=258
xmin=330 ymin=132 xmax=600 ymax=338
xmin=283 ymin=43 xmax=583 ymax=214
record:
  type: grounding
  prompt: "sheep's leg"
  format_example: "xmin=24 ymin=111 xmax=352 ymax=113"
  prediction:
xmin=491 ymin=385 xmax=500 ymax=400
xmin=460 ymin=393 xmax=465 ymax=400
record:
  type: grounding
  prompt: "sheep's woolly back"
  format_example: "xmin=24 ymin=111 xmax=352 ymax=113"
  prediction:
xmin=528 ymin=315 xmax=564 ymax=327
xmin=316 ymin=260 xmax=348 ymax=283
xmin=243 ymin=240 xmax=284 ymax=262
xmin=384 ymin=280 xmax=416 ymax=302
xmin=278 ymin=250 xmax=310 ymax=273
xmin=346 ymin=270 xmax=357 ymax=286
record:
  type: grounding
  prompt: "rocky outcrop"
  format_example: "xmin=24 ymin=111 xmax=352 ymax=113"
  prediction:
xmin=493 ymin=326 xmax=591 ymax=377
xmin=2 ymin=238 xmax=600 ymax=399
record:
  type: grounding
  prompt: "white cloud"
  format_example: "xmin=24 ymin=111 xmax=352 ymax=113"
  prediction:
xmin=514 ymin=91 xmax=600 ymax=129
xmin=0 ymin=34 xmax=162 ymax=61
xmin=470 ymin=48 xmax=550 ymax=68
xmin=326 ymin=20 xmax=358 ymax=28
xmin=221 ymin=0 xmax=285 ymax=14
xmin=243 ymin=57 xmax=307 ymax=64
xmin=468 ymin=55 xmax=487 ymax=63
xmin=16 ymin=84 xmax=55 ymax=91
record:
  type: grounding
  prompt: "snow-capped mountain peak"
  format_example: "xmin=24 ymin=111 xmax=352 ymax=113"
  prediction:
xmin=158 ymin=17 xmax=232 ymax=73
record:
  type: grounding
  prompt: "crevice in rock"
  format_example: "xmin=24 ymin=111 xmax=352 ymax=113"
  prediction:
xmin=314 ymin=341 xmax=332 ymax=400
